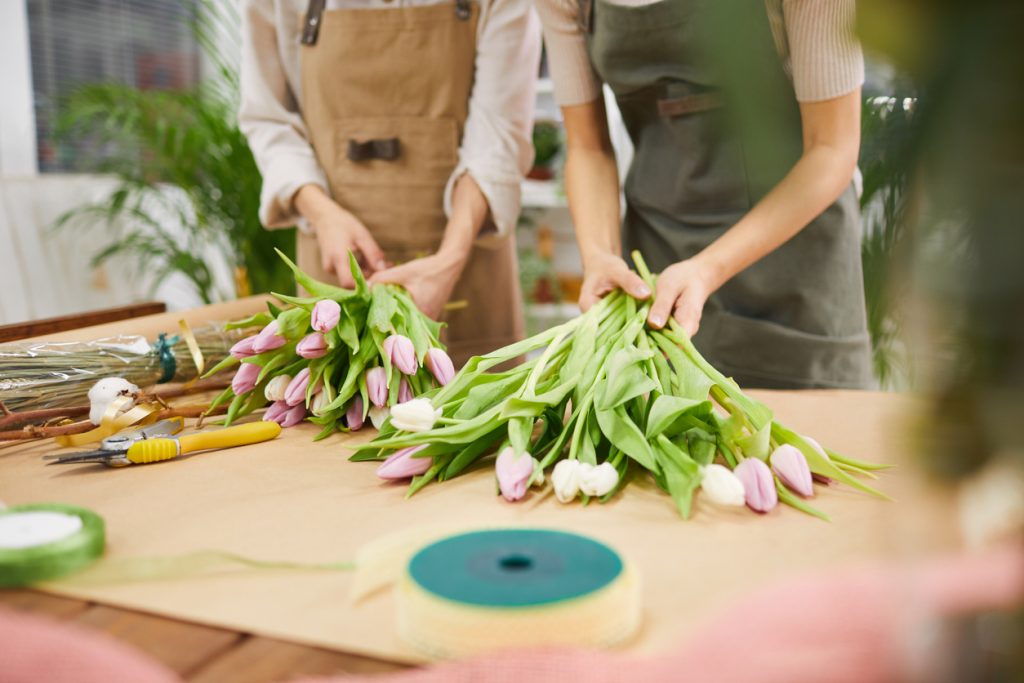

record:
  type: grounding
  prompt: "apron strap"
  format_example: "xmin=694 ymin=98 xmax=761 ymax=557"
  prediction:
xmin=301 ymin=0 xmax=327 ymax=45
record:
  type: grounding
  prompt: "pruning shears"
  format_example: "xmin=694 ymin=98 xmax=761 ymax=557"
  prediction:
xmin=45 ymin=419 xmax=281 ymax=467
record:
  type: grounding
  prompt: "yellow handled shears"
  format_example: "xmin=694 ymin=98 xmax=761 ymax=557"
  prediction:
xmin=46 ymin=420 xmax=281 ymax=467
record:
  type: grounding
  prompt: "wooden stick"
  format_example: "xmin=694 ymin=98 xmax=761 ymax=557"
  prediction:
xmin=0 ymin=404 xmax=229 ymax=442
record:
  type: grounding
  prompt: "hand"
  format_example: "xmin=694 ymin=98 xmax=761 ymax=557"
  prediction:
xmin=579 ymin=251 xmax=652 ymax=311
xmin=646 ymin=258 xmax=718 ymax=336
xmin=294 ymin=185 xmax=387 ymax=288
xmin=370 ymin=250 xmax=467 ymax=320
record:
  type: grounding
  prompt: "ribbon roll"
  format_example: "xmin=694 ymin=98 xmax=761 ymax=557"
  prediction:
xmin=0 ymin=503 xmax=105 ymax=588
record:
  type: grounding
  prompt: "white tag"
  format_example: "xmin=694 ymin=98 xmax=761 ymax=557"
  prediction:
xmin=0 ymin=511 xmax=83 ymax=549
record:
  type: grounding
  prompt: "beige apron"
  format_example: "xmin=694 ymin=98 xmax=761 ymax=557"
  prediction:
xmin=297 ymin=0 xmax=524 ymax=366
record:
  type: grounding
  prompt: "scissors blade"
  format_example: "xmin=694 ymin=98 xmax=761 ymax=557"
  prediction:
xmin=45 ymin=450 xmax=126 ymax=465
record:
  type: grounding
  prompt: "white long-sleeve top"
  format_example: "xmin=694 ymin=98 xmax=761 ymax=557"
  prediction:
xmin=239 ymin=0 xmax=541 ymax=237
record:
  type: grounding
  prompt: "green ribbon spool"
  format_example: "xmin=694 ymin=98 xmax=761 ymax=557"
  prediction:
xmin=0 ymin=503 xmax=106 ymax=588
xmin=408 ymin=528 xmax=624 ymax=607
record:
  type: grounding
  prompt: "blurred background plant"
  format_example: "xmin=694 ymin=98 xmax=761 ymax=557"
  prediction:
xmin=53 ymin=0 xmax=294 ymax=304
xmin=858 ymin=90 xmax=917 ymax=387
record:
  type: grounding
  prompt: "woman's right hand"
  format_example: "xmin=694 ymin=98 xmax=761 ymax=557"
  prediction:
xmin=579 ymin=250 xmax=652 ymax=311
xmin=293 ymin=184 xmax=387 ymax=288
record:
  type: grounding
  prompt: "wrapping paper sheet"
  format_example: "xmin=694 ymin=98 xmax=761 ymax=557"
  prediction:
xmin=0 ymin=302 xmax=959 ymax=664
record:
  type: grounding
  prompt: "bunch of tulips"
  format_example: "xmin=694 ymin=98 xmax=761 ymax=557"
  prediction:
xmin=353 ymin=253 xmax=890 ymax=520
xmin=205 ymin=251 xmax=456 ymax=437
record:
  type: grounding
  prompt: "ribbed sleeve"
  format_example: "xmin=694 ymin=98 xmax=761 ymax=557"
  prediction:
xmin=780 ymin=0 xmax=864 ymax=102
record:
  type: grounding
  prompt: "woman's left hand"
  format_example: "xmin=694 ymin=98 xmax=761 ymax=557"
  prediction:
xmin=646 ymin=258 xmax=719 ymax=337
xmin=369 ymin=251 xmax=466 ymax=321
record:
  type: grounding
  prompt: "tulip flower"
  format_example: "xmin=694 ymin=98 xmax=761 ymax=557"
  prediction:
xmin=365 ymin=367 xmax=388 ymax=407
xmin=425 ymin=347 xmax=455 ymax=386
xmin=495 ymin=447 xmax=537 ymax=502
xmin=699 ymin=464 xmax=746 ymax=507
xmin=296 ymin=332 xmax=328 ymax=359
xmin=346 ymin=396 xmax=365 ymax=431
xmin=390 ymin=398 xmax=440 ymax=432
xmin=383 ymin=334 xmax=418 ymax=375
xmin=368 ymin=406 xmax=390 ymax=430
xmin=311 ymin=389 xmax=331 ymax=416
xmin=252 ymin=320 xmax=286 ymax=353
xmin=284 ymin=368 xmax=311 ymax=406
xmin=579 ymin=462 xmax=619 ymax=497
xmin=770 ymin=445 xmax=814 ymax=497
xmin=229 ymin=336 xmax=258 ymax=359
xmin=264 ymin=374 xmax=292 ymax=402
xmin=398 ymin=379 xmax=414 ymax=404
xmin=231 ymin=362 xmax=261 ymax=395
xmin=552 ymin=459 xmax=582 ymax=503
xmin=264 ymin=401 xmax=305 ymax=428
xmin=800 ymin=436 xmax=834 ymax=485
xmin=311 ymin=299 xmax=341 ymax=332
xmin=376 ymin=445 xmax=431 ymax=480
xmin=263 ymin=400 xmax=290 ymax=423
xmin=734 ymin=458 xmax=778 ymax=513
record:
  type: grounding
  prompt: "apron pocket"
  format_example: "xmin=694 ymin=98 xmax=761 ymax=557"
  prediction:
xmin=329 ymin=116 xmax=459 ymax=189
xmin=698 ymin=309 xmax=874 ymax=389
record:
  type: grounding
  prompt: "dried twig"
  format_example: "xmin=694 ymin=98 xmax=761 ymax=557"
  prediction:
xmin=0 ymin=404 xmax=230 ymax=442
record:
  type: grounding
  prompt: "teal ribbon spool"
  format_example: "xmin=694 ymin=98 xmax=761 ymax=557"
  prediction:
xmin=399 ymin=528 xmax=640 ymax=658
xmin=408 ymin=528 xmax=623 ymax=607
xmin=0 ymin=504 xmax=106 ymax=588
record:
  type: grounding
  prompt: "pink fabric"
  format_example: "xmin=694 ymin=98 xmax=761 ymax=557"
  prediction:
xmin=0 ymin=607 xmax=179 ymax=683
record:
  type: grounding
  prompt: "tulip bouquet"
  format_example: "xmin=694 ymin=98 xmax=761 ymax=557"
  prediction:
xmin=353 ymin=253 xmax=890 ymax=520
xmin=205 ymin=250 xmax=456 ymax=437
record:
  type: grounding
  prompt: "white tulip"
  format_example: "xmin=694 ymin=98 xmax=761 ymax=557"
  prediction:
xmin=368 ymin=406 xmax=390 ymax=430
xmin=579 ymin=462 xmax=619 ymax=497
xmin=264 ymin=374 xmax=292 ymax=402
xmin=552 ymin=460 xmax=582 ymax=503
xmin=699 ymin=464 xmax=746 ymax=507
xmin=390 ymin=398 xmax=441 ymax=432
xmin=87 ymin=377 xmax=139 ymax=425
xmin=310 ymin=390 xmax=331 ymax=416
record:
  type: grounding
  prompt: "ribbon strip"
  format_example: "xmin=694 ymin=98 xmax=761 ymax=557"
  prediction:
xmin=54 ymin=396 xmax=162 ymax=448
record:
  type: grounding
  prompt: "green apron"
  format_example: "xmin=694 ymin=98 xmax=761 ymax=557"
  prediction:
xmin=582 ymin=0 xmax=874 ymax=389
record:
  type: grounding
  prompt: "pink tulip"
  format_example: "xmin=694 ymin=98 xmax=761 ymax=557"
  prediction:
xmin=284 ymin=368 xmax=311 ymax=406
xmin=383 ymin=334 xmax=417 ymax=375
xmin=277 ymin=404 xmax=307 ymax=428
xmin=398 ymin=379 xmax=414 ymax=404
xmin=376 ymin=445 xmax=431 ymax=480
xmin=495 ymin=447 xmax=536 ymax=502
xmin=231 ymin=362 xmax=261 ymax=394
xmin=252 ymin=320 xmax=286 ymax=353
xmin=296 ymin=332 xmax=328 ymax=359
xmin=346 ymin=396 xmax=365 ymax=431
xmin=263 ymin=400 xmax=290 ymax=423
xmin=771 ymin=445 xmax=814 ymax=498
xmin=229 ymin=336 xmax=258 ymax=359
xmin=734 ymin=458 xmax=778 ymax=513
xmin=425 ymin=347 xmax=455 ymax=386
xmin=366 ymin=367 xmax=388 ymax=407
xmin=311 ymin=299 xmax=341 ymax=332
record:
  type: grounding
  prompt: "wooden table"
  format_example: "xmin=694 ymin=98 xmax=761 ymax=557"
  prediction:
xmin=0 ymin=298 xmax=960 ymax=680
xmin=0 ymin=590 xmax=405 ymax=681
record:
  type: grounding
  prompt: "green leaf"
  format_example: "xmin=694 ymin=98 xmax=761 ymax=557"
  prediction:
xmin=508 ymin=417 xmax=534 ymax=454
xmin=645 ymin=395 xmax=713 ymax=438
xmin=256 ymin=353 xmax=289 ymax=383
xmin=454 ymin=372 xmax=527 ymax=419
xmin=224 ymin=312 xmax=272 ymax=331
xmin=443 ymin=427 xmax=505 ymax=479
xmin=201 ymin=353 xmax=239 ymax=379
xmin=368 ymin=285 xmax=397 ymax=334
xmin=650 ymin=332 xmax=713 ymax=401
xmin=275 ymin=248 xmax=356 ymax=301
xmin=686 ymin=428 xmax=718 ymax=466
xmin=272 ymin=292 xmax=319 ymax=309
xmin=595 ymin=405 xmax=658 ymax=473
xmin=736 ymin=422 xmax=772 ymax=461
xmin=595 ymin=347 xmax=658 ymax=411
xmin=276 ymin=307 xmax=311 ymax=339
xmin=654 ymin=436 xmax=701 ymax=519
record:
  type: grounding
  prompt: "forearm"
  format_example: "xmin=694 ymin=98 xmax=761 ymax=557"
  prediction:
xmin=438 ymin=173 xmax=490 ymax=268
xmin=565 ymin=145 xmax=622 ymax=269
xmin=695 ymin=144 xmax=856 ymax=290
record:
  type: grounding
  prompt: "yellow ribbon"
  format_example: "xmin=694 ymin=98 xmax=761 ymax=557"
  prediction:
xmin=178 ymin=319 xmax=205 ymax=386
xmin=55 ymin=396 xmax=162 ymax=448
